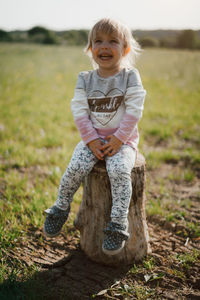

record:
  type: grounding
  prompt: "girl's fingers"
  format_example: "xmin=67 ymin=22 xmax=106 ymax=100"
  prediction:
xmin=107 ymin=150 xmax=116 ymax=157
xmin=95 ymin=149 xmax=104 ymax=160
xmin=104 ymin=147 xmax=118 ymax=156
xmin=103 ymin=147 xmax=112 ymax=155
xmin=101 ymin=143 xmax=110 ymax=150
xmin=93 ymin=140 xmax=120 ymax=157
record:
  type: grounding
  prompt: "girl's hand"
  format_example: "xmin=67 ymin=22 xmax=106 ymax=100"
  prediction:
xmin=87 ymin=139 xmax=104 ymax=160
xmin=101 ymin=135 xmax=123 ymax=156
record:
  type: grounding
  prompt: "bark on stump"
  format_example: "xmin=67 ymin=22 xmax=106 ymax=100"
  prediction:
xmin=74 ymin=153 xmax=151 ymax=266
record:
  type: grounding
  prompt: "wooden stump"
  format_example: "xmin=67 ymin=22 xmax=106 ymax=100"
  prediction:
xmin=74 ymin=153 xmax=151 ymax=266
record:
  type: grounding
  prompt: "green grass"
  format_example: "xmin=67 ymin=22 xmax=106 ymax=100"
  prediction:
xmin=0 ymin=43 xmax=200 ymax=297
xmin=176 ymin=250 xmax=200 ymax=269
xmin=139 ymin=49 xmax=200 ymax=162
xmin=167 ymin=168 xmax=195 ymax=183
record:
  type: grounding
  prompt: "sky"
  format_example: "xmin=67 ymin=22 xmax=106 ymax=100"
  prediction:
xmin=0 ymin=0 xmax=199 ymax=31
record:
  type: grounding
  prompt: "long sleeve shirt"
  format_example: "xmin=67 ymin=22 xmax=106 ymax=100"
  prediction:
xmin=71 ymin=68 xmax=146 ymax=150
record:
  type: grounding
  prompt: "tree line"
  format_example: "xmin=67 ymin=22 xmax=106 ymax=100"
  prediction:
xmin=0 ymin=26 xmax=200 ymax=50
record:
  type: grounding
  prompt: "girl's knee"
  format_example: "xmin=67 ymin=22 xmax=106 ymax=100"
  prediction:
xmin=106 ymin=164 xmax=131 ymax=179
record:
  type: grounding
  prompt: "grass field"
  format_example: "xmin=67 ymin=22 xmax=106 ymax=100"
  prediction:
xmin=0 ymin=43 xmax=200 ymax=299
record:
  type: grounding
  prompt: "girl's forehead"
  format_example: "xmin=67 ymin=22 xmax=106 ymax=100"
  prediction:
xmin=93 ymin=31 xmax=120 ymax=40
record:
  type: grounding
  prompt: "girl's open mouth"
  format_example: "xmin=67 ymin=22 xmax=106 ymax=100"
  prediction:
xmin=99 ymin=54 xmax=113 ymax=60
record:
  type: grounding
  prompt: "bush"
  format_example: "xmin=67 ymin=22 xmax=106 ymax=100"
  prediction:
xmin=43 ymin=31 xmax=58 ymax=44
xmin=28 ymin=26 xmax=49 ymax=37
xmin=139 ymin=36 xmax=159 ymax=48
xmin=176 ymin=30 xmax=199 ymax=49
xmin=28 ymin=26 xmax=58 ymax=44
xmin=160 ymin=37 xmax=176 ymax=48
xmin=63 ymin=30 xmax=88 ymax=45
xmin=0 ymin=29 xmax=12 ymax=42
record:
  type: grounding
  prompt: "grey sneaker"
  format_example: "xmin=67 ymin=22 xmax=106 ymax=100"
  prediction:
xmin=43 ymin=205 xmax=70 ymax=238
xmin=102 ymin=221 xmax=129 ymax=255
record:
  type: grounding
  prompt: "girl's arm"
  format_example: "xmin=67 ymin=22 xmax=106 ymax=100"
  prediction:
xmin=113 ymin=84 xmax=146 ymax=143
xmin=71 ymin=74 xmax=99 ymax=145
xmin=114 ymin=69 xmax=146 ymax=143
xmin=102 ymin=85 xmax=146 ymax=156
xmin=71 ymin=73 xmax=104 ymax=160
xmin=102 ymin=71 xmax=146 ymax=156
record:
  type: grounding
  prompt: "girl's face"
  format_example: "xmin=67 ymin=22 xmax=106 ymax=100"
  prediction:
xmin=91 ymin=32 xmax=126 ymax=77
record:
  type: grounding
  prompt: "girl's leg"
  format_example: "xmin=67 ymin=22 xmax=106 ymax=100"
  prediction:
xmin=105 ymin=145 xmax=136 ymax=224
xmin=54 ymin=141 xmax=98 ymax=210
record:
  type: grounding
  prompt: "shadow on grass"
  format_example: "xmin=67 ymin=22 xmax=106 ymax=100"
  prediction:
xmin=0 ymin=244 xmax=130 ymax=300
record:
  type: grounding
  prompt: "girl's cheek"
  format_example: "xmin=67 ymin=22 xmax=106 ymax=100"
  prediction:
xmin=92 ymin=47 xmax=99 ymax=55
xmin=111 ymin=48 xmax=118 ymax=54
xmin=112 ymin=44 xmax=120 ymax=51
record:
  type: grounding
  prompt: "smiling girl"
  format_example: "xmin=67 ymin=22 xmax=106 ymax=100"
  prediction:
xmin=43 ymin=18 xmax=146 ymax=255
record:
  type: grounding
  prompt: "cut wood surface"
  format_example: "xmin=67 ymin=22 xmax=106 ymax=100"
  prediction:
xmin=74 ymin=153 xmax=151 ymax=266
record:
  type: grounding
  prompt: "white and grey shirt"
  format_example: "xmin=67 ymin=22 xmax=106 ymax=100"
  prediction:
xmin=71 ymin=68 xmax=146 ymax=150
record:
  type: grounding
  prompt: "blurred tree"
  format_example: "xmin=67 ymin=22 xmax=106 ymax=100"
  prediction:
xmin=43 ymin=31 xmax=58 ymax=44
xmin=63 ymin=30 xmax=88 ymax=45
xmin=160 ymin=37 xmax=176 ymax=48
xmin=28 ymin=26 xmax=49 ymax=36
xmin=177 ymin=30 xmax=199 ymax=49
xmin=0 ymin=29 xmax=12 ymax=42
xmin=139 ymin=36 xmax=159 ymax=48
xmin=78 ymin=30 xmax=88 ymax=45
xmin=28 ymin=26 xmax=58 ymax=44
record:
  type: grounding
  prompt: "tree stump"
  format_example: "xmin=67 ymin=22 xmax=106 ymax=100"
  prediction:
xmin=74 ymin=153 xmax=151 ymax=266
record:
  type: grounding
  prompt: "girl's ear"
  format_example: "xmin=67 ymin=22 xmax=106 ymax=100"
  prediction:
xmin=124 ymin=47 xmax=130 ymax=56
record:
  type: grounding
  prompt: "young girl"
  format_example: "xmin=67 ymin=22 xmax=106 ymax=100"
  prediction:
xmin=43 ymin=18 xmax=146 ymax=255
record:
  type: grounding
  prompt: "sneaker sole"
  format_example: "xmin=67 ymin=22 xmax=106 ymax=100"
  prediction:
xmin=102 ymin=240 xmax=125 ymax=256
xmin=43 ymin=226 xmax=61 ymax=238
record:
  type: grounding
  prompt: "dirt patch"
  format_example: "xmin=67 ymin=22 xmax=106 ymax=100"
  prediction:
xmin=4 ymin=217 xmax=200 ymax=299
xmin=2 ymin=155 xmax=200 ymax=299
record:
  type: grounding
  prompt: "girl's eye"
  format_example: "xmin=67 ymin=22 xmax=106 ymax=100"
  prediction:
xmin=94 ymin=39 xmax=102 ymax=43
xmin=110 ymin=39 xmax=119 ymax=44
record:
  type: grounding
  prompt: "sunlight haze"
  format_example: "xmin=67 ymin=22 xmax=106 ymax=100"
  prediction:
xmin=0 ymin=0 xmax=199 ymax=31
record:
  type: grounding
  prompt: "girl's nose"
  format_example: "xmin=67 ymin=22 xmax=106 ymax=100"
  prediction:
xmin=101 ymin=41 xmax=109 ymax=49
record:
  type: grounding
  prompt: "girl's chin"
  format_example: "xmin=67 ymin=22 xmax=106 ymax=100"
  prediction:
xmin=98 ymin=58 xmax=113 ymax=63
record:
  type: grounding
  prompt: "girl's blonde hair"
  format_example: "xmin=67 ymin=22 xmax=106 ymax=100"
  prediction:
xmin=85 ymin=18 xmax=141 ymax=69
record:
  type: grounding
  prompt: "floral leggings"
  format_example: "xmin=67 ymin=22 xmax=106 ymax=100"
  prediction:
xmin=55 ymin=141 xmax=136 ymax=224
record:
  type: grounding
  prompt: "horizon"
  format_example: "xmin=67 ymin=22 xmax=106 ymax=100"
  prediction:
xmin=2 ymin=27 xmax=200 ymax=33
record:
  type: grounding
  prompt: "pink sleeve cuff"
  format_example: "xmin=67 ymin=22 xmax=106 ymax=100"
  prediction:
xmin=114 ymin=113 xmax=139 ymax=143
xmin=74 ymin=115 xmax=99 ymax=144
